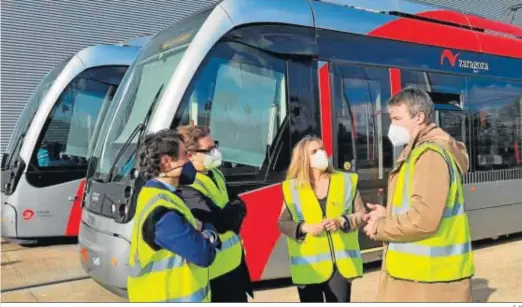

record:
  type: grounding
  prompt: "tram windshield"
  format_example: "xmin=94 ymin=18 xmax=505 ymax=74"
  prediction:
xmin=31 ymin=66 xmax=128 ymax=169
xmin=93 ymin=10 xmax=211 ymax=180
xmin=3 ymin=59 xmax=70 ymax=169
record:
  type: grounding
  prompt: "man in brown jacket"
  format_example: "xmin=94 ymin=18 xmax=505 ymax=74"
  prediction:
xmin=364 ymin=87 xmax=474 ymax=302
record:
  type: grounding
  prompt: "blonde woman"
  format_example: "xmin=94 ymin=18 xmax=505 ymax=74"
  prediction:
xmin=278 ymin=135 xmax=366 ymax=302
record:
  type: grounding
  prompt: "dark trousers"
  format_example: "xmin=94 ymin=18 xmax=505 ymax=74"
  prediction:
xmin=210 ymin=257 xmax=252 ymax=302
xmin=211 ymin=279 xmax=247 ymax=302
xmin=296 ymin=269 xmax=352 ymax=302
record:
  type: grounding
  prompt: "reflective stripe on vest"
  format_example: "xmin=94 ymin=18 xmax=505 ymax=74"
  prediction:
xmin=127 ymin=187 xmax=210 ymax=302
xmin=128 ymin=194 xmax=185 ymax=278
xmin=286 ymin=172 xmax=354 ymax=221
xmin=392 ymin=144 xmax=460 ymax=216
xmin=282 ymin=172 xmax=363 ymax=284
xmin=386 ymin=143 xmax=474 ymax=282
xmin=221 ymin=233 xmax=241 ymax=251
xmin=290 ymin=249 xmax=362 ymax=265
xmin=130 ymin=193 xmax=186 ymax=271
xmin=389 ymin=242 xmax=471 ymax=257
xmin=129 ymin=254 xmax=184 ymax=277
xmin=189 ymin=169 xmax=243 ymax=279
xmin=287 ymin=180 xmax=304 ymax=221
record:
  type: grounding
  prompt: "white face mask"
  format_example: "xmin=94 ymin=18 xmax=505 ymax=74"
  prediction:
xmin=202 ymin=148 xmax=223 ymax=170
xmin=310 ymin=150 xmax=329 ymax=171
xmin=388 ymin=124 xmax=411 ymax=147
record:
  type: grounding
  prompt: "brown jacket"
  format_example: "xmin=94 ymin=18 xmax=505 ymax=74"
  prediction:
xmin=372 ymin=123 xmax=473 ymax=302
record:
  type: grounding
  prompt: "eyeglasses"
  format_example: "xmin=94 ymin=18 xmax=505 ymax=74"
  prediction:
xmin=195 ymin=141 xmax=219 ymax=154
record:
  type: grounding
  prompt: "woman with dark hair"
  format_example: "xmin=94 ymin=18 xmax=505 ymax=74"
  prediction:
xmin=127 ymin=129 xmax=221 ymax=303
xmin=176 ymin=124 xmax=252 ymax=302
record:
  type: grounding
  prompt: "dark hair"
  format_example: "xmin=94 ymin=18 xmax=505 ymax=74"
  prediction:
xmin=387 ymin=87 xmax=434 ymax=122
xmin=137 ymin=129 xmax=183 ymax=179
xmin=176 ymin=124 xmax=211 ymax=153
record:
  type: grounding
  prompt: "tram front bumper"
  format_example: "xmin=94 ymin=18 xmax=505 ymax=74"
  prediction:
xmin=78 ymin=221 xmax=129 ymax=298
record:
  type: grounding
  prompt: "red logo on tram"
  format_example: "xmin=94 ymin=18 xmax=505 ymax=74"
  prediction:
xmin=441 ymin=49 xmax=460 ymax=67
xmin=22 ymin=209 xmax=35 ymax=220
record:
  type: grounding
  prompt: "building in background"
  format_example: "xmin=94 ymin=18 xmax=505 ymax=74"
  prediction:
xmin=1 ymin=0 xmax=521 ymax=151
xmin=0 ymin=0 xmax=219 ymax=151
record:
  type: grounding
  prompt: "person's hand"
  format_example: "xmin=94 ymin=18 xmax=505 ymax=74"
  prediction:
xmin=362 ymin=203 xmax=386 ymax=240
xmin=363 ymin=203 xmax=387 ymax=222
xmin=323 ymin=218 xmax=344 ymax=232
xmin=363 ymin=219 xmax=377 ymax=240
xmin=301 ymin=223 xmax=324 ymax=236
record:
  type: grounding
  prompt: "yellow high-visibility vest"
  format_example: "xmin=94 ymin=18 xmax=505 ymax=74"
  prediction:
xmin=386 ymin=142 xmax=475 ymax=282
xmin=282 ymin=171 xmax=363 ymax=284
xmin=127 ymin=186 xmax=210 ymax=302
xmin=190 ymin=169 xmax=243 ymax=279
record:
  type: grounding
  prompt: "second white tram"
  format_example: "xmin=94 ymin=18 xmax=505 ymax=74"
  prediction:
xmin=1 ymin=42 xmax=146 ymax=242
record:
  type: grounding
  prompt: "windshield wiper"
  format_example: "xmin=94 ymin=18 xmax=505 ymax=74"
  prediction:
xmin=5 ymin=133 xmax=27 ymax=169
xmin=105 ymin=85 xmax=164 ymax=183
xmin=4 ymin=110 xmax=38 ymax=169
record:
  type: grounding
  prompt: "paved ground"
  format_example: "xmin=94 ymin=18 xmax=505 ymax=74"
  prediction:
xmin=1 ymin=234 xmax=521 ymax=302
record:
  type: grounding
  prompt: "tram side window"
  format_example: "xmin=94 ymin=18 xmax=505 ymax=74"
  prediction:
xmin=401 ymin=70 xmax=466 ymax=94
xmin=401 ymin=70 xmax=467 ymax=142
xmin=466 ymin=78 xmax=522 ymax=171
xmin=33 ymin=66 xmax=126 ymax=170
xmin=174 ymin=42 xmax=288 ymax=180
xmin=332 ymin=64 xmax=393 ymax=180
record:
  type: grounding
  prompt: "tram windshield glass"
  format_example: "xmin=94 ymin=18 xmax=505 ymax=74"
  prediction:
xmin=93 ymin=10 xmax=211 ymax=180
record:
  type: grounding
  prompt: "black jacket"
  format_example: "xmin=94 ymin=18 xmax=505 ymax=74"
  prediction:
xmin=177 ymin=185 xmax=246 ymax=235
xmin=177 ymin=180 xmax=253 ymax=298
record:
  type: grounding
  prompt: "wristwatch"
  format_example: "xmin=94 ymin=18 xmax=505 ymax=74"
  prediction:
xmin=341 ymin=216 xmax=351 ymax=231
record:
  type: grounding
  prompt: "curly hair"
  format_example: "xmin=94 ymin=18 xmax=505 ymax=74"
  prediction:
xmin=137 ymin=129 xmax=183 ymax=179
xmin=176 ymin=124 xmax=211 ymax=153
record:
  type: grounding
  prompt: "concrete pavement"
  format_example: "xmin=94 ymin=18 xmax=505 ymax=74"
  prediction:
xmin=1 ymin=234 xmax=521 ymax=302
